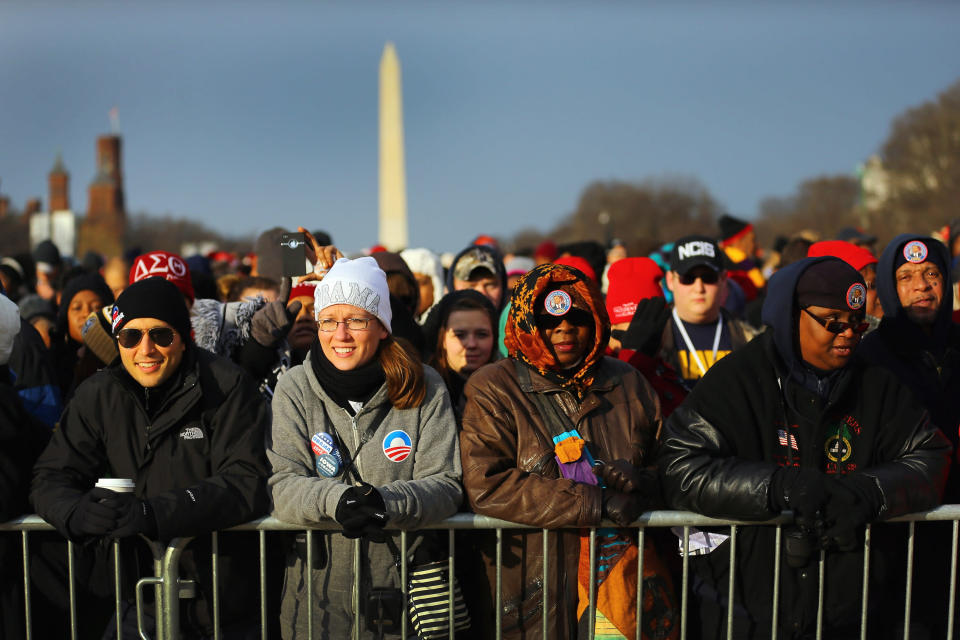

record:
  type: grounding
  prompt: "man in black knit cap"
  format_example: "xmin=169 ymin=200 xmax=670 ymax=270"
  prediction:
xmin=31 ymin=276 xmax=270 ymax=638
xmin=660 ymin=256 xmax=949 ymax=639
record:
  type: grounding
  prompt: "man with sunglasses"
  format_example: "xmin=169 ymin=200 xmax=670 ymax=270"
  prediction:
xmin=32 ymin=276 xmax=270 ymax=638
xmin=662 ymin=235 xmax=758 ymax=388
xmin=658 ymin=256 xmax=949 ymax=639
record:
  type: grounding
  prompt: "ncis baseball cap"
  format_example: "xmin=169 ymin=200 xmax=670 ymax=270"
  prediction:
xmin=669 ymin=235 xmax=725 ymax=275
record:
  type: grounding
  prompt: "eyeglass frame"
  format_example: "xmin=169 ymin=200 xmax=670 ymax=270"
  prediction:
xmin=801 ymin=307 xmax=869 ymax=335
xmin=116 ymin=327 xmax=177 ymax=349
xmin=317 ymin=317 xmax=374 ymax=333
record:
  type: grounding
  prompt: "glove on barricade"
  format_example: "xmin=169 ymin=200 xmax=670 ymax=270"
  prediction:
xmin=610 ymin=297 xmax=671 ymax=357
xmin=100 ymin=492 xmax=159 ymax=540
xmin=770 ymin=467 xmax=827 ymax=529
xmin=66 ymin=488 xmax=121 ymax=538
xmin=594 ymin=460 xmax=642 ymax=494
xmin=335 ymin=482 xmax=389 ymax=542
xmin=601 ymin=490 xmax=642 ymax=527
xmin=820 ymin=475 xmax=881 ymax=551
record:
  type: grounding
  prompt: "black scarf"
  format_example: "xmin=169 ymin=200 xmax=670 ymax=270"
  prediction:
xmin=309 ymin=341 xmax=386 ymax=413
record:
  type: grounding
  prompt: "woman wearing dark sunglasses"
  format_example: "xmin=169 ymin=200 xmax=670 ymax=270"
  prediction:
xmin=659 ymin=256 xmax=950 ymax=639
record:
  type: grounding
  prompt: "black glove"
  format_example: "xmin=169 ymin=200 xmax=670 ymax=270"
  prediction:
xmin=610 ymin=297 xmax=671 ymax=357
xmin=601 ymin=490 xmax=642 ymax=527
xmin=100 ymin=493 xmax=159 ymax=540
xmin=66 ymin=488 xmax=122 ymax=538
xmin=820 ymin=475 xmax=881 ymax=551
xmin=335 ymin=483 xmax=389 ymax=542
xmin=594 ymin=460 xmax=642 ymax=493
xmin=769 ymin=467 xmax=827 ymax=528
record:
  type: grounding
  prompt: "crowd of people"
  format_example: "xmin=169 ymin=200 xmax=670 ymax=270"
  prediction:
xmin=1 ymin=214 xmax=959 ymax=639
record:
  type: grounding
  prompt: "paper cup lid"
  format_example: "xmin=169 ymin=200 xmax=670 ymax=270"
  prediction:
xmin=95 ymin=478 xmax=135 ymax=489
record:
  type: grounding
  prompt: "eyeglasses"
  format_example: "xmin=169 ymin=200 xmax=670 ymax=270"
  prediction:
xmin=536 ymin=308 xmax=594 ymax=330
xmin=116 ymin=327 xmax=176 ymax=349
xmin=318 ymin=317 xmax=372 ymax=333
xmin=677 ymin=270 xmax=720 ymax=285
xmin=802 ymin=307 xmax=869 ymax=335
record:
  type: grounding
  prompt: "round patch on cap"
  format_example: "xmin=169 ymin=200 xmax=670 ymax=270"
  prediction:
xmin=846 ymin=283 xmax=866 ymax=310
xmin=383 ymin=429 xmax=412 ymax=462
xmin=543 ymin=290 xmax=572 ymax=316
xmin=903 ymin=240 xmax=928 ymax=264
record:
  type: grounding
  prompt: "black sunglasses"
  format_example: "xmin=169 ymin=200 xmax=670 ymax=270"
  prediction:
xmin=536 ymin=308 xmax=594 ymax=330
xmin=802 ymin=307 xmax=869 ymax=335
xmin=116 ymin=327 xmax=176 ymax=349
xmin=677 ymin=270 xmax=720 ymax=285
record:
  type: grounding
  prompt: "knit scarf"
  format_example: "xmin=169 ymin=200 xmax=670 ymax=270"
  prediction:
xmin=309 ymin=341 xmax=385 ymax=412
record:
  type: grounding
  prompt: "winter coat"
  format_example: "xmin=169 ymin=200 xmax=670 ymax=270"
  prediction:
xmin=460 ymin=356 xmax=662 ymax=639
xmin=858 ymin=233 xmax=960 ymax=501
xmin=267 ymin=355 xmax=462 ymax=640
xmin=30 ymin=345 xmax=271 ymax=633
xmin=659 ymin=258 xmax=951 ymax=639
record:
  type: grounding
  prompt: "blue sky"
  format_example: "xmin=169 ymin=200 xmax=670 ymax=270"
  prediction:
xmin=1 ymin=1 xmax=959 ymax=255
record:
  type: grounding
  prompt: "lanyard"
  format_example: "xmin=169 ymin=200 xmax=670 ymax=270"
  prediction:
xmin=672 ymin=308 xmax=723 ymax=377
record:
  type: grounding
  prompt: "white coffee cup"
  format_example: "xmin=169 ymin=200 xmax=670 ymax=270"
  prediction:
xmin=95 ymin=478 xmax=135 ymax=493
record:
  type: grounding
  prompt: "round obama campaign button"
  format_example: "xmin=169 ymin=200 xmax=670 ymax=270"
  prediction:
xmin=903 ymin=240 xmax=928 ymax=264
xmin=315 ymin=454 xmax=340 ymax=477
xmin=311 ymin=432 xmax=335 ymax=457
xmin=544 ymin=290 xmax=572 ymax=316
xmin=383 ymin=429 xmax=412 ymax=462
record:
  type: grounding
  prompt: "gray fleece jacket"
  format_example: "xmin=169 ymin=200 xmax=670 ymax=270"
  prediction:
xmin=267 ymin=354 xmax=462 ymax=639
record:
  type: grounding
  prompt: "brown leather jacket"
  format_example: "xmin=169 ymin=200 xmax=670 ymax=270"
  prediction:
xmin=460 ymin=356 xmax=661 ymax=639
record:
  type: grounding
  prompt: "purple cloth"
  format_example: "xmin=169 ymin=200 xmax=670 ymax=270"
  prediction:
xmin=557 ymin=456 xmax=599 ymax=485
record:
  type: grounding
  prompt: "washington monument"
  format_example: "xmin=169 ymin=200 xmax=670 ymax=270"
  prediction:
xmin=379 ymin=42 xmax=409 ymax=250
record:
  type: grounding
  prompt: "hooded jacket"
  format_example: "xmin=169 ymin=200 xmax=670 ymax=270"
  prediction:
xmin=460 ymin=263 xmax=665 ymax=639
xmin=659 ymin=257 xmax=950 ymax=639
xmin=400 ymin=248 xmax=445 ymax=323
xmin=267 ymin=355 xmax=462 ymax=639
xmin=859 ymin=234 xmax=960 ymax=499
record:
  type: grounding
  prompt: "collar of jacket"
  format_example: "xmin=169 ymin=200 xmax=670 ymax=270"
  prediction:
xmin=514 ymin=357 xmax=621 ymax=395
xmin=110 ymin=344 xmax=201 ymax=426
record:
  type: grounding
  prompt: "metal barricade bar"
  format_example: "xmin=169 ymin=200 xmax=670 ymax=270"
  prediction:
xmin=7 ymin=507 xmax=960 ymax=639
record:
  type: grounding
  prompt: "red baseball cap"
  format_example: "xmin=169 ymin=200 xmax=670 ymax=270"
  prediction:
xmin=129 ymin=250 xmax=195 ymax=303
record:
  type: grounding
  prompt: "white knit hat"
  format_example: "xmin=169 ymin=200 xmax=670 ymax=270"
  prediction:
xmin=0 ymin=294 xmax=21 ymax=366
xmin=314 ymin=257 xmax=392 ymax=333
xmin=400 ymin=248 xmax=445 ymax=323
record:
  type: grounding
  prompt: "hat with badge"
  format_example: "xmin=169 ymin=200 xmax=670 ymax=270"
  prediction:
xmin=795 ymin=258 xmax=866 ymax=312
xmin=669 ymin=235 xmax=726 ymax=275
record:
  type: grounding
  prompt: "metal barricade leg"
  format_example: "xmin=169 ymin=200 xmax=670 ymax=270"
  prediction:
xmin=542 ymin=528 xmax=549 ymax=640
xmin=948 ymin=521 xmax=959 ymax=640
xmin=726 ymin=525 xmax=737 ymax=640
xmin=635 ymin=527 xmax=645 ymax=640
xmin=680 ymin=526 xmax=689 ymax=640
xmin=160 ymin=537 xmax=194 ymax=640
xmin=904 ymin=521 xmax=915 ymax=640
xmin=68 ymin=539 xmax=77 ymax=640
xmin=21 ymin=531 xmax=31 ymax=640
xmin=860 ymin=524 xmax=871 ymax=640
xmin=771 ymin=525 xmax=781 ymax=640
xmin=816 ymin=549 xmax=825 ymax=640
xmin=211 ymin=531 xmax=220 ymax=640
xmin=400 ymin=530 xmax=408 ymax=640
xmin=588 ymin=527 xmax=597 ymax=640
xmin=496 ymin=528 xmax=502 ymax=640
xmin=306 ymin=529 xmax=314 ymax=640
xmin=259 ymin=530 xmax=268 ymax=640
xmin=449 ymin=528 xmax=456 ymax=640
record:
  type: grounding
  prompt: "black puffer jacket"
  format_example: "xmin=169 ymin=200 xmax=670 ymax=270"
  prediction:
xmin=31 ymin=345 xmax=270 ymax=633
xmin=659 ymin=258 xmax=951 ymax=639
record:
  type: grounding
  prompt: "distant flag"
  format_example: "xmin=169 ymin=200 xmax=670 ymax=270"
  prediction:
xmin=109 ymin=106 xmax=120 ymax=134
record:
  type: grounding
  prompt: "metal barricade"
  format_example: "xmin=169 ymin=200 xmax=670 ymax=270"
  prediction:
xmin=3 ymin=506 xmax=960 ymax=640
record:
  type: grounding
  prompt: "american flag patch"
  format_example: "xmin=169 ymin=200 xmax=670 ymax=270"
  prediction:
xmin=777 ymin=429 xmax=799 ymax=450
